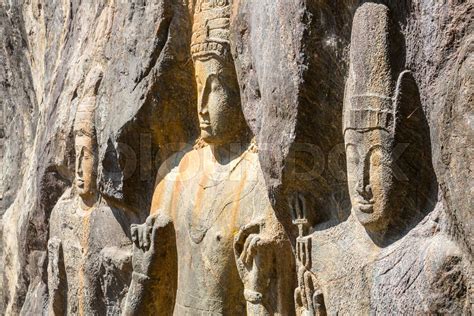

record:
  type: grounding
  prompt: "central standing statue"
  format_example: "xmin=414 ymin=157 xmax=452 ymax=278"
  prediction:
xmin=123 ymin=0 xmax=294 ymax=315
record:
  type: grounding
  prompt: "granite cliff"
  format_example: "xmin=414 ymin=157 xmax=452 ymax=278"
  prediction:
xmin=1 ymin=0 xmax=472 ymax=315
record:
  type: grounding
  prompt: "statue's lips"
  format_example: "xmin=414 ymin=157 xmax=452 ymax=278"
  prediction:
xmin=200 ymin=122 xmax=211 ymax=129
xmin=77 ymin=179 xmax=84 ymax=188
xmin=356 ymin=200 xmax=374 ymax=213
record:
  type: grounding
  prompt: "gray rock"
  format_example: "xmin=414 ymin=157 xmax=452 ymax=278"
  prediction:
xmin=1 ymin=0 xmax=472 ymax=314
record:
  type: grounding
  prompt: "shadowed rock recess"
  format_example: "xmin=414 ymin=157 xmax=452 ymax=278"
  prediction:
xmin=0 ymin=0 xmax=472 ymax=315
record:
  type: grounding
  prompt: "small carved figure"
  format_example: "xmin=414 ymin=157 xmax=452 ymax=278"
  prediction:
xmin=47 ymin=67 xmax=134 ymax=315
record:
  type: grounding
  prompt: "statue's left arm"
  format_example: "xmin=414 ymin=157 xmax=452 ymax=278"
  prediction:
xmin=234 ymin=222 xmax=295 ymax=315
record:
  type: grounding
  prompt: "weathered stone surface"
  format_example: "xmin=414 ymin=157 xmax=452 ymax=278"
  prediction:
xmin=290 ymin=3 xmax=472 ymax=315
xmin=1 ymin=0 xmax=472 ymax=315
xmin=232 ymin=0 xmax=356 ymax=240
xmin=121 ymin=1 xmax=295 ymax=314
xmin=1 ymin=0 xmax=197 ymax=314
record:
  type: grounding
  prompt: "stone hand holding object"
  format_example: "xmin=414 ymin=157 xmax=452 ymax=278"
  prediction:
xmin=234 ymin=222 xmax=273 ymax=305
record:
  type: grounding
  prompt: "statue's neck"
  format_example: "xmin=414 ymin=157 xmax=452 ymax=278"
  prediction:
xmin=210 ymin=141 xmax=249 ymax=165
xmin=362 ymin=213 xmax=413 ymax=247
xmin=79 ymin=191 xmax=98 ymax=210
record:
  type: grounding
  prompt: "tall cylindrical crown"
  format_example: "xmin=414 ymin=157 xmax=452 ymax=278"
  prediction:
xmin=74 ymin=98 xmax=96 ymax=138
xmin=343 ymin=3 xmax=396 ymax=133
xmin=191 ymin=0 xmax=231 ymax=60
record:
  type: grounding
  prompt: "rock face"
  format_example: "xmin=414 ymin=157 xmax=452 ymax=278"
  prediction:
xmin=1 ymin=0 xmax=472 ymax=315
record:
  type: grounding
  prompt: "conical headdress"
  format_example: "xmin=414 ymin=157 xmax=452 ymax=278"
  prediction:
xmin=74 ymin=66 xmax=102 ymax=138
xmin=343 ymin=3 xmax=396 ymax=133
xmin=74 ymin=99 xmax=96 ymax=138
xmin=191 ymin=0 xmax=231 ymax=60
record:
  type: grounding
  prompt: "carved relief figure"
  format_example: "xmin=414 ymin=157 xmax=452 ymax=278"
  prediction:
xmin=123 ymin=0 xmax=294 ymax=314
xmin=343 ymin=5 xmax=402 ymax=235
xmin=343 ymin=4 xmax=470 ymax=313
xmin=48 ymin=67 xmax=134 ymax=315
xmin=293 ymin=3 xmax=470 ymax=315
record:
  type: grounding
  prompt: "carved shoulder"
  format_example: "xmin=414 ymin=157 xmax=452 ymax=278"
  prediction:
xmin=422 ymin=234 xmax=469 ymax=313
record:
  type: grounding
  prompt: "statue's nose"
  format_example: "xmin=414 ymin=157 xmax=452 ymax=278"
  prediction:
xmin=356 ymin=182 xmax=372 ymax=199
xmin=77 ymin=158 xmax=83 ymax=176
xmin=199 ymin=106 xmax=208 ymax=117
xmin=197 ymin=89 xmax=209 ymax=117
xmin=355 ymin=158 xmax=372 ymax=198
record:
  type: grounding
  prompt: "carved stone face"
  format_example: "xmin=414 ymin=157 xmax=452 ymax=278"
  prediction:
xmin=75 ymin=130 xmax=96 ymax=198
xmin=344 ymin=129 xmax=395 ymax=231
xmin=194 ymin=56 xmax=242 ymax=145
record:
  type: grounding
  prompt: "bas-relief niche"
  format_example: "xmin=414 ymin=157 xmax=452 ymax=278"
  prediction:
xmin=122 ymin=0 xmax=294 ymax=315
xmin=48 ymin=67 xmax=136 ymax=316
xmin=292 ymin=3 xmax=470 ymax=315
xmin=41 ymin=2 xmax=471 ymax=316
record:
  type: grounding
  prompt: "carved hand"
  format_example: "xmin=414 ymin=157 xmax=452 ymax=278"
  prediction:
xmin=234 ymin=222 xmax=273 ymax=305
xmin=130 ymin=213 xmax=172 ymax=278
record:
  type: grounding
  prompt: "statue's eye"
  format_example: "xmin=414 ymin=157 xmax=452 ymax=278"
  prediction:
xmin=78 ymin=146 xmax=93 ymax=160
xmin=370 ymin=147 xmax=386 ymax=168
xmin=210 ymin=75 xmax=224 ymax=93
xmin=346 ymin=146 xmax=359 ymax=166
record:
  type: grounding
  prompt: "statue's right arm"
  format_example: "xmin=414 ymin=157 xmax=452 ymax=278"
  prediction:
xmin=122 ymin=270 xmax=158 ymax=316
xmin=124 ymin=150 xmax=188 ymax=315
xmin=123 ymin=214 xmax=178 ymax=316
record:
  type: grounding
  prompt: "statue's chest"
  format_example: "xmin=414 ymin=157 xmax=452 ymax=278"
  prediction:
xmin=174 ymin=224 xmax=244 ymax=314
xmin=181 ymin=175 xmax=251 ymax=244
xmin=180 ymin=224 xmax=236 ymax=266
xmin=307 ymin=227 xmax=377 ymax=314
xmin=174 ymin=217 xmax=239 ymax=294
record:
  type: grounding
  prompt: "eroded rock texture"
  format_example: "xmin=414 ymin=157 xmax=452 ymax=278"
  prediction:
xmin=1 ymin=0 xmax=472 ymax=315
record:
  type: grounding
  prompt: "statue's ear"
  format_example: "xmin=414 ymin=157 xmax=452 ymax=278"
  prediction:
xmin=393 ymin=70 xmax=437 ymax=213
xmin=393 ymin=70 xmax=422 ymax=133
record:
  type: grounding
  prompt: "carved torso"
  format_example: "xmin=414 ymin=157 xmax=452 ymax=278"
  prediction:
xmin=150 ymin=146 xmax=284 ymax=315
xmin=370 ymin=212 xmax=469 ymax=313
xmin=308 ymin=209 xmax=470 ymax=314
xmin=306 ymin=216 xmax=376 ymax=314
xmin=48 ymin=189 xmax=132 ymax=315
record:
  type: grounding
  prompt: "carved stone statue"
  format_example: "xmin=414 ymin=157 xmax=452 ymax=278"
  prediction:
xmin=344 ymin=4 xmax=470 ymax=313
xmin=123 ymin=0 xmax=294 ymax=314
xmin=294 ymin=3 xmax=470 ymax=315
xmin=48 ymin=67 xmax=135 ymax=315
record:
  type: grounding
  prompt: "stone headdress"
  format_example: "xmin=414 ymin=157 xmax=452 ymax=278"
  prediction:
xmin=74 ymin=67 xmax=102 ymax=139
xmin=191 ymin=0 xmax=231 ymax=60
xmin=74 ymin=99 xmax=96 ymax=139
xmin=343 ymin=3 xmax=397 ymax=134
